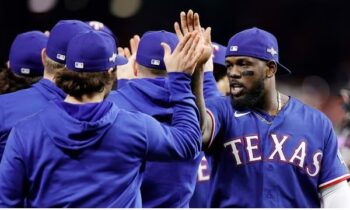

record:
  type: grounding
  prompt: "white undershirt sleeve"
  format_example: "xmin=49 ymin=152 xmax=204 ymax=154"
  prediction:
xmin=320 ymin=180 xmax=350 ymax=208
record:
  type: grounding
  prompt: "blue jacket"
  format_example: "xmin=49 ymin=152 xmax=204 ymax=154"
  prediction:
xmin=0 ymin=79 xmax=66 ymax=161
xmin=107 ymin=72 xmax=219 ymax=207
xmin=0 ymin=73 xmax=201 ymax=208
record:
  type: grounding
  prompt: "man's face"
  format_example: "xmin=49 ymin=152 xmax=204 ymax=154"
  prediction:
xmin=225 ymin=56 xmax=268 ymax=110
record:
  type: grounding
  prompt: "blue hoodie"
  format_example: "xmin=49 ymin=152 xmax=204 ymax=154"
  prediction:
xmin=106 ymin=72 xmax=220 ymax=208
xmin=0 ymin=72 xmax=201 ymax=208
xmin=0 ymin=79 xmax=66 ymax=161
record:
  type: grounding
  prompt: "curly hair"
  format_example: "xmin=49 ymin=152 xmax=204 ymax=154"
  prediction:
xmin=54 ymin=68 xmax=116 ymax=99
xmin=0 ymin=68 xmax=42 ymax=94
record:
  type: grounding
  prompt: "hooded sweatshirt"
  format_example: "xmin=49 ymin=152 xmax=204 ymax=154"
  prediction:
xmin=0 ymin=72 xmax=201 ymax=208
xmin=106 ymin=72 xmax=219 ymax=207
xmin=0 ymin=79 xmax=66 ymax=161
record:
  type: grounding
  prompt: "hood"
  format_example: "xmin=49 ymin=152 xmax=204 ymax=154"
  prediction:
xmin=108 ymin=78 xmax=173 ymax=122
xmin=32 ymin=79 xmax=66 ymax=101
xmin=41 ymin=100 xmax=118 ymax=151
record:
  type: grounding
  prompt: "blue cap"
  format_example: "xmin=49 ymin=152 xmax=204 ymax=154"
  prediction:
xmin=46 ymin=20 xmax=92 ymax=64
xmin=9 ymin=31 xmax=48 ymax=77
xmin=136 ymin=30 xmax=179 ymax=70
xmin=226 ymin=27 xmax=291 ymax=74
xmin=66 ymin=31 xmax=126 ymax=72
xmin=87 ymin=21 xmax=128 ymax=65
xmin=212 ymin=42 xmax=226 ymax=66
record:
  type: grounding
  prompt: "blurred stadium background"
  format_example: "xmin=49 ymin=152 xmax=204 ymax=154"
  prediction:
xmin=1 ymin=0 xmax=350 ymax=128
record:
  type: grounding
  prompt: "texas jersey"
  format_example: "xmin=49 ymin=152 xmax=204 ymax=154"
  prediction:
xmin=205 ymin=96 xmax=350 ymax=207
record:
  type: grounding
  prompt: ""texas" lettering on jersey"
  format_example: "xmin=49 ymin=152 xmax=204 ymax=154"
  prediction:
xmin=224 ymin=134 xmax=322 ymax=177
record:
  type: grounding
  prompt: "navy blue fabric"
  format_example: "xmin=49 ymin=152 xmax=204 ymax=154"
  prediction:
xmin=0 ymin=79 xmax=66 ymax=161
xmin=205 ymin=96 xmax=350 ymax=207
xmin=0 ymin=73 xmax=201 ymax=207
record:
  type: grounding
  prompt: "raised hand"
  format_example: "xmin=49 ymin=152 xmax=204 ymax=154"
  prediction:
xmin=174 ymin=10 xmax=213 ymax=66
xmin=117 ymin=35 xmax=140 ymax=80
xmin=162 ymin=32 xmax=204 ymax=75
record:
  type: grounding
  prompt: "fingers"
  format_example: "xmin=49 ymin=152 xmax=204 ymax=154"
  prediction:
xmin=186 ymin=9 xmax=194 ymax=32
xmin=118 ymin=47 xmax=125 ymax=57
xmin=161 ymin=42 xmax=172 ymax=58
xmin=181 ymin=32 xmax=198 ymax=56
xmin=124 ymin=47 xmax=131 ymax=58
xmin=89 ymin=21 xmax=104 ymax=30
xmin=193 ymin=13 xmax=201 ymax=33
xmin=173 ymin=32 xmax=192 ymax=54
xmin=180 ymin=11 xmax=189 ymax=35
xmin=204 ymin=27 xmax=212 ymax=44
xmin=184 ymin=33 xmax=201 ymax=64
xmin=130 ymin=35 xmax=140 ymax=55
xmin=44 ymin=30 xmax=50 ymax=37
xmin=174 ymin=22 xmax=184 ymax=40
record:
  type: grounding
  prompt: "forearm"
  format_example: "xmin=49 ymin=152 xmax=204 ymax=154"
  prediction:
xmin=192 ymin=66 xmax=206 ymax=132
xmin=320 ymin=181 xmax=350 ymax=208
xmin=203 ymin=72 xmax=221 ymax=98
xmin=191 ymin=66 xmax=213 ymax=148
xmin=168 ymin=72 xmax=201 ymax=159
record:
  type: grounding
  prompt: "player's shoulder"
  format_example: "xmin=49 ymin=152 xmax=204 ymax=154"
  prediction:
xmin=0 ymin=87 xmax=43 ymax=122
xmin=206 ymin=95 xmax=232 ymax=109
xmin=10 ymin=108 xmax=45 ymax=138
xmin=289 ymin=96 xmax=332 ymax=125
xmin=0 ymin=87 xmax=40 ymax=107
xmin=114 ymin=108 xmax=152 ymax=127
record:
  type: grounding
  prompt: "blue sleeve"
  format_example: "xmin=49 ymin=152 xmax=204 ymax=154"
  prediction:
xmin=319 ymin=119 xmax=350 ymax=189
xmin=0 ymin=128 xmax=26 ymax=207
xmin=205 ymin=97 xmax=229 ymax=148
xmin=144 ymin=72 xmax=201 ymax=161
xmin=0 ymin=104 xmax=6 ymax=162
xmin=203 ymin=72 xmax=221 ymax=99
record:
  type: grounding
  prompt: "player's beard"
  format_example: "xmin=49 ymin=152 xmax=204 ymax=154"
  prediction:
xmin=231 ymin=78 xmax=265 ymax=111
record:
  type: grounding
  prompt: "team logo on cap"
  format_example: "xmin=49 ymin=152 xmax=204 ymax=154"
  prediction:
xmin=267 ymin=47 xmax=277 ymax=56
xmin=75 ymin=62 xmax=84 ymax=69
xmin=151 ymin=59 xmax=160 ymax=66
xmin=109 ymin=53 xmax=117 ymax=62
xmin=56 ymin=54 xmax=66 ymax=61
xmin=20 ymin=68 xmax=30 ymax=74
xmin=230 ymin=46 xmax=238 ymax=52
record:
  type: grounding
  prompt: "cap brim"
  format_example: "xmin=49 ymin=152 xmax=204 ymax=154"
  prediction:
xmin=116 ymin=55 xmax=128 ymax=65
xmin=277 ymin=62 xmax=292 ymax=76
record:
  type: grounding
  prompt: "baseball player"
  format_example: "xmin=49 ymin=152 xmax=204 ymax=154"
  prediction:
xmin=107 ymin=30 xmax=211 ymax=208
xmin=0 ymin=30 xmax=203 ymax=207
xmin=0 ymin=31 xmax=47 ymax=94
xmin=0 ymin=20 xmax=91 ymax=161
xmin=196 ymin=27 xmax=350 ymax=207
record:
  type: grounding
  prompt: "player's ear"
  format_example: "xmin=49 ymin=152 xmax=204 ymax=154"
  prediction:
xmin=133 ymin=60 xmax=138 ymax=77
xmin=41 ymin=48 xmax=47 ymax=66
xmin=266 ymin=61 xmax=277 ymax=78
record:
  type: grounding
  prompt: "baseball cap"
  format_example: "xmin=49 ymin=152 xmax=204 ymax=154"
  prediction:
xmin=66 ymin=30 xmax=126 ymax=72
xmin=226 ymin=27 xmax=291 ymax=75
xmin=46 ymin=20 xmax=92 ymax=64
xmin=212 ymin=42 xmax=226 ymax=66
xmin=86 ymin=21 xmax=128 ymax=65
xmin=136 ymin=30 xmax=179 ymax=70
xmin=9 ymin=31 xmax=48 ymax=77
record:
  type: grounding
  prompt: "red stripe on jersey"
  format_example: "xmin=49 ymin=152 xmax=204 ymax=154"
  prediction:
xmin=319 ymin=174 xmax=350 ymax=190
xmin=206 ymin=109 xmax=216 ymax=149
